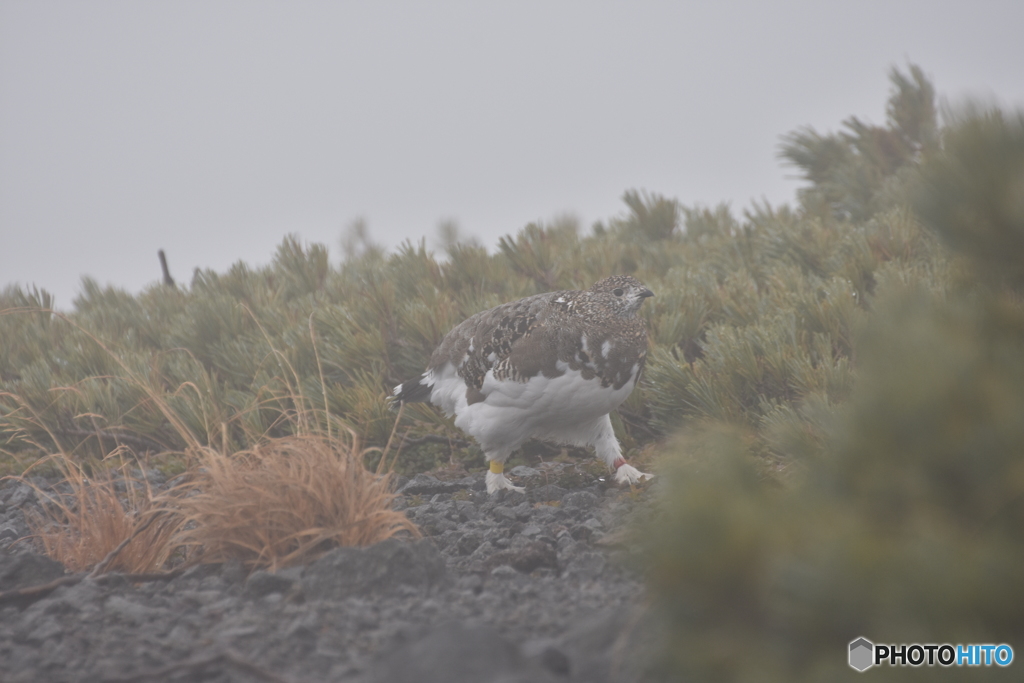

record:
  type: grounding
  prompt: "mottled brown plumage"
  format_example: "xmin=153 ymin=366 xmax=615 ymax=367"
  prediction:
xmin=427 ymin=275 xmax=650 ymax=405
xmin=392 ymin=275 xmax=655 ymax=493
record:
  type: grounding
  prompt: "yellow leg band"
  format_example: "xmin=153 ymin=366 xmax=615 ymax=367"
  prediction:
xmin=489 ymin=460 xmax=504 ymax=474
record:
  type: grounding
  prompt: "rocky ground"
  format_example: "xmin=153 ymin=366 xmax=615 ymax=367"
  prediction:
xmin=0 ymin=463 xmax=665 ymax=683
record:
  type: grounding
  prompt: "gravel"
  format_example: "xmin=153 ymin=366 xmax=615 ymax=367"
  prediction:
xmin=0 ymin=464 xmax=663 ymax=682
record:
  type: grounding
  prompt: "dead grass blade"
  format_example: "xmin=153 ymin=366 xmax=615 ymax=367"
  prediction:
xmin=240 ymin=303 xmax=312 ymax=434
xmin=168 ymin=433 xmax=419 ymax=571
xmin=4 ymin=305 xmax=416 ymax=577
xmin=309 ymin=312 xmax=333 ymax=441
xmin=18 ymin=454 xmax=181 ymax=574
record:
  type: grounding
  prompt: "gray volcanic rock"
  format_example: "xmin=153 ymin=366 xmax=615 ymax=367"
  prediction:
xmin=398 ymin=473 xmax=479 ymax=496
xmin=302 ymin=537 xmax=447 ymax=600
xmin=370 ymin=620 xmax=561 ymax=683
xmin=559 ymin=605 xmax=667 ymax=683
xmin=0 ymin=463 xmax=658 ymax=683
xmin=0 ymin=551 xmax=66 ymax=591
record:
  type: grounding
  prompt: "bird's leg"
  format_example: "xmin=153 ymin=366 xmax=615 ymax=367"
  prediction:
xmin=485 ymin=458 xmax=525 ymax=494
xmin=593 ymin=415 xmax=653 ymax=485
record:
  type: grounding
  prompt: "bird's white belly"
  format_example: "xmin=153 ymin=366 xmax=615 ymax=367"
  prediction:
xmin=430 ymin=360 xmax=638 ymax=454
xmin=481 ymin=361 xmax=636 ymax=423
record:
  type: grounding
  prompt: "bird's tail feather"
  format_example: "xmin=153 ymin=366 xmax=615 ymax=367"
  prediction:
xmin=390 ymin=375 xmax=433 ymax=407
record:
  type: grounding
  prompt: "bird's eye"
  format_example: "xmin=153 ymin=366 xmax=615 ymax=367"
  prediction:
xmin=613 ymin=288 xmax=624 ymax=297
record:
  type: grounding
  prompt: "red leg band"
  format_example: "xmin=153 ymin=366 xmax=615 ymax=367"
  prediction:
xmin=612 ymin=458 xmax=627 ymax=470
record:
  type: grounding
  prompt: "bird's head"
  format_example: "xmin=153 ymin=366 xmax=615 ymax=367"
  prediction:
xmin=589 ymin=275 xmax=654 ymax=316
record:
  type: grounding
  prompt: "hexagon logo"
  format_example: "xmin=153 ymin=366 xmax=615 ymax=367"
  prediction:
xmin=849 ymin=637 xmax=874 ymax=671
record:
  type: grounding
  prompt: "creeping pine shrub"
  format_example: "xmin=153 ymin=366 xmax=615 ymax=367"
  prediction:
xmin=0 ymin=68 xmax=937 ymax=473
xmin=641 ymin=107 xmax=1024 ymax=681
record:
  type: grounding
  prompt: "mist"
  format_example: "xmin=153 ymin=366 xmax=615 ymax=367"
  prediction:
xmin=2 ymin=1 xmax=1022 ymax=307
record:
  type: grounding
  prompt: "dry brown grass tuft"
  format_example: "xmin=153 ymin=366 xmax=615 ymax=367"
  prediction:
xmin=18 ymin=455 xmax=180 ymax=574
xmin=4 ymin=308 xmax=418 ymax=576
xmin=168 ymin=432 xmax=418 ymax=571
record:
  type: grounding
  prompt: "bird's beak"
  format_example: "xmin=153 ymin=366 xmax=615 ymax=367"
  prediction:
xmin=639 ymin=288 xmax=654 ymax=298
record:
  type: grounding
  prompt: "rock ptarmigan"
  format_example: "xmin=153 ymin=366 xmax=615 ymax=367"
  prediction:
xmin=391 ymin=275 xmax=655 ymax=494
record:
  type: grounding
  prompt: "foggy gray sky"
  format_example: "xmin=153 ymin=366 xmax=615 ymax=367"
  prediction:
xmin=2 ymin=1 xmax=1022 ymax=308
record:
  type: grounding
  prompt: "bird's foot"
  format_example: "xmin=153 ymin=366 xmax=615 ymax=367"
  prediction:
xmin=613 ymin=462 xmax=653 ymax=486
xmin=486 ymin=470 xmax=525 ymax=494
